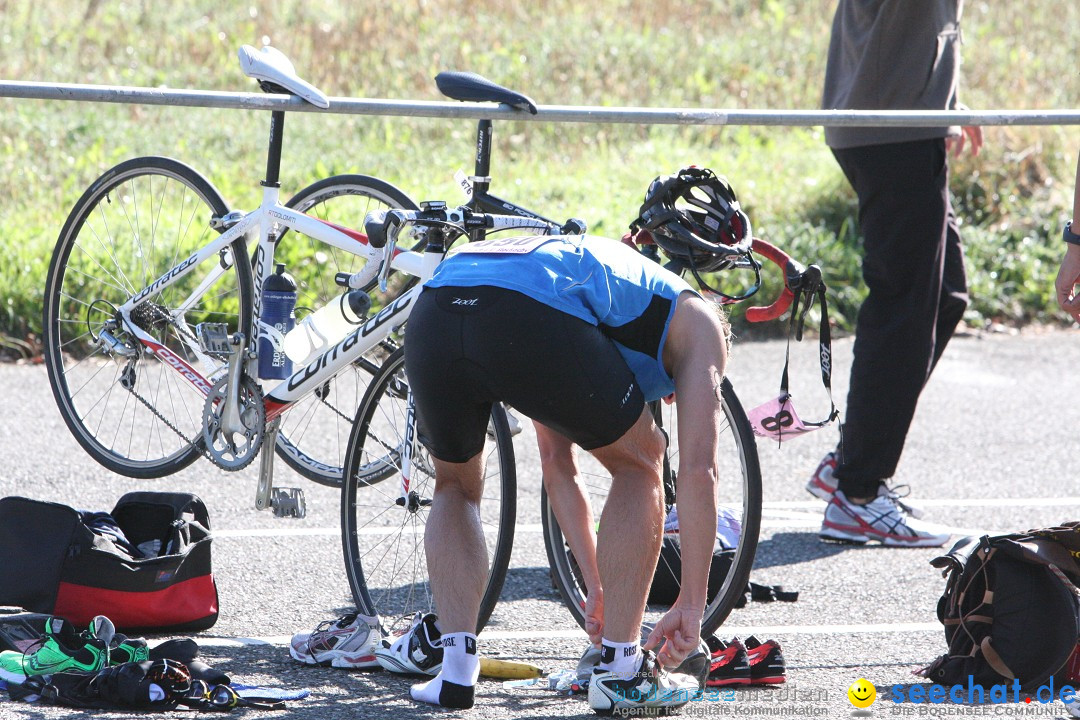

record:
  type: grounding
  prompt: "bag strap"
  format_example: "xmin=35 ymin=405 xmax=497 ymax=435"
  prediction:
xmin=980 ymin=637 xmax=1016 ymax=680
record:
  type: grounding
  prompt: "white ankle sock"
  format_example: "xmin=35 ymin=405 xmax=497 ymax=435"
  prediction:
xmin=598 ymin=638 xmax=641 ymax=678
xmin=410 ymin=632 xmax=478 ymax=709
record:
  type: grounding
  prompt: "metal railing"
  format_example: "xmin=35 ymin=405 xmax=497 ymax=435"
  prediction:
xmin=1 ymin=80 xmax=1078 ymax=127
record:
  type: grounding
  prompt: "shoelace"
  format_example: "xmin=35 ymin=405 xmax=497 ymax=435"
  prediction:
xmin=882 ymin=483 xmax=920 ymax=517
xmin=305 ymin=614 xmax=355 ymax=654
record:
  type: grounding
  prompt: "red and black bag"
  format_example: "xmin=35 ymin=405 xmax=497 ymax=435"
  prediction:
xmin=0 ymin=492 xmax=218 ymax=631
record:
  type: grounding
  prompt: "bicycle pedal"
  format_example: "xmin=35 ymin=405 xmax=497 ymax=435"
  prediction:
xmin=504 ymin=408 xmax=524 ymax=437
xmin=196 ymin=323 xmax=232 ymax=355
xmin=271 ymin=487 xmax=306 ymax=519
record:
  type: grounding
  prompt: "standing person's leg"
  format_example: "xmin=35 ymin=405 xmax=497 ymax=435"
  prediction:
xmin=587 ymin=410 xmax=667 ymax=648
xmin=400 ymin=289 xmax=493 ymax=709
xmin=426 ymin=455 xmax=488 ymax=636
xmin=832 ymin=138 xmax=953 ymax=496
xmin=406 ymin=455 xmax=486 ymax=707
xmin=535 ymin=423 xmax=605 ymax=646
xmin=931 ymin=199 xmax=969 ymax=372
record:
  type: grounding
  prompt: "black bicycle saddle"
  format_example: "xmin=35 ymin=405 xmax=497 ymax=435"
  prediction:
xmin=435 ymin=71 xmax=538 ymax=114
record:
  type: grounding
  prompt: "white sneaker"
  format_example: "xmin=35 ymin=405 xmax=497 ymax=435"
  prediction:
xmin=805 ymin=452 xmax=840 ymax=501
xmin=374 ymin=612 xmax=443 ymax=676
xmin=820 ymin=490 xmax=950 ymax=548
xmin=588 ymin=650 xmax=698 ymax=715
xmin=289 ymin=612 xmax=383 ymax=669
xmin=806 ymin=452 xmax=924 ymax=518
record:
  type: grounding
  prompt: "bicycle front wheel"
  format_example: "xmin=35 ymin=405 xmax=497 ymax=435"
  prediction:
xmin=274 ymin=175 xmax=419 ymax=487
xmin=43 ymin=157 xmax=252 ymax=478
xmin=541 ymin=377 xmax=761 ymax=637
xmin=341 ymin=348 xmax=516 ymax=633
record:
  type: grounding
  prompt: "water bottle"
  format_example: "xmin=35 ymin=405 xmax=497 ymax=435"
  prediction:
xmin=257 ymin=263 xmax=296 ymax=379
xmin=283 ymin=289 xmax=372 ymax=366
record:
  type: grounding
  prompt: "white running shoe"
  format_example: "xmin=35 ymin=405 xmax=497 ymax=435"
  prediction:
xmin=806 ymin=452 xmax=924 ymax=518
xmin=805 ymin=452 xmax=840 ymax=501
xmin=374 ymin=612 xmax=443 ymax=676
xmin=820 ymin=490 xmax=950 ymax=548
xmin=289 ymin=612 xmax=383 ymax=669
xmin=588 ymin=650 xmax=698 ymax=715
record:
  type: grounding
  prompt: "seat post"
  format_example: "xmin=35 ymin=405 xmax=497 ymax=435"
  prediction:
xmin=262 ymin=110 xmax=286 ymax=188
xmin=471 ymin=118 xmax=492 ymax=198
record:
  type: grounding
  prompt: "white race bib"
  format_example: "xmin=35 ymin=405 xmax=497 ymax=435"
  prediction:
xmin=453 ymin=235 xmax=553 ymax=255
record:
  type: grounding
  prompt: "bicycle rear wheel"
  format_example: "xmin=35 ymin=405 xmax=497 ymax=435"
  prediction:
xmin=341 ymin=348 xmax=516 ymax=633
xmin=43 ymin=157 xmax=252 ymax=478
xmin=541 ymin=377 xmax=761 ymax=637
xmin=274 ymin=175 xmax=419 ymax=487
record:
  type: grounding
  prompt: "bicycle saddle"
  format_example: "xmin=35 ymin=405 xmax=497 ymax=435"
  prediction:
xmin=435 ymin=71 xmax=538 ymax=114
xmin=238 ymin=45 xmax=329 ymax=109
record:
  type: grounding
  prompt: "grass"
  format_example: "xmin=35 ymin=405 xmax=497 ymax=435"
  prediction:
xmin=1 ymin=0 xmax=1078 ymax=356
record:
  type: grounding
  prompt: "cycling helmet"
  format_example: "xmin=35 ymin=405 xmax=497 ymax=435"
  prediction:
xmin=632 ymin=166 xmax=752 ymax=273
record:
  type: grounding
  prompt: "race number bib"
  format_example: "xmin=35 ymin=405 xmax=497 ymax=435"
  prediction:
xmin=747 ymin=393 xmax=823 ymax=442
xmin=453 ymin=235 xmax=553 ymax=255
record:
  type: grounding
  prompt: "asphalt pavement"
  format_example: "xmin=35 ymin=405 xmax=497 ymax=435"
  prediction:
xmin=0 ymin=327 xmax=1078 ymax=719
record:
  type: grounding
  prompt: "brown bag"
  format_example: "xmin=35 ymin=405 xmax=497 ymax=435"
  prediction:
xmin=924 ymin=523 xmax=1080 ymax=690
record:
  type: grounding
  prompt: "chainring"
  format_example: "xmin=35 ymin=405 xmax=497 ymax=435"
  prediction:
xmin=202 ymin=375 xmax=265 ymax=470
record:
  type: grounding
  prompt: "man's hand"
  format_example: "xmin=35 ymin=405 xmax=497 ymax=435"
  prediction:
xmin=1056 ymin=244 xmax=1080 ymax=323
xmin=584 ymin=587 xmax=604 ymax=648
xmin=946 ymin=125 xmax=983 ymax=157
xmin=643 ymin=603 xmax=702 ymax=667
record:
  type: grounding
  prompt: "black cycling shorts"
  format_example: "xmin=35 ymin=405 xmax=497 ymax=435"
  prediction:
xmin=404 ymin=285 xmax=647 ymax=462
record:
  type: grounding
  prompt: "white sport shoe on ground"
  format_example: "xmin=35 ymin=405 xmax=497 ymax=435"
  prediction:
xmin=289 ymin=612 xmax=383 ymax=669
xmin=374 ymin=612 xmax=443 ymax=676
xmin=820 ymin=490 xmax=950 ymax=548
xmin=588 ymin=649 xmax=698 ymax=715
xmin=806 ymin=452 xmax=924 ymax=518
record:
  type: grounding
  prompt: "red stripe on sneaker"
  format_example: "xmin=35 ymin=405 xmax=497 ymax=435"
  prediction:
xmin=706 ymin=677 xmax=753 ymax=687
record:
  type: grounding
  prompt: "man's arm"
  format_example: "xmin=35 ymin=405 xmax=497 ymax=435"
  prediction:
xmin=1056 ymin=151 xmax=1080 ymax=322
xmin=644 ymin=293 xmax=728 ymax=666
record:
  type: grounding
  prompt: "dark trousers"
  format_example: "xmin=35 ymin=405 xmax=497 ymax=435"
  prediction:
xmin=831 ymin=138 xmax=969 ymax=497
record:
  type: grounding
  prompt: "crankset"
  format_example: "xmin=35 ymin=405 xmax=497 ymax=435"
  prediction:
xmin=202 ymin=374 xmax=265 ymax=470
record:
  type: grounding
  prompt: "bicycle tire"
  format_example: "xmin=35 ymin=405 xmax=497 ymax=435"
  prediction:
xmin=541 ymin=377 xmax=761 ymax=638
xmin=341 ymin=348 xmax=516 ymax=633
xmin=273 ymin=174 xmax=419 ymax=487
xmin=43 ymin=156 xmax=253 ymax=478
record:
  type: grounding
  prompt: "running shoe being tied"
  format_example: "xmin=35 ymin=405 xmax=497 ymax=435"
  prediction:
xmin=806 ymin=452 xmax=924 ymax=518
xmin=744 ymin=636 xmax=786 ymax=684
xmin=0 ymin=616 xmax=113 ymax=684
xmin=588 ymin=649 xmax=698 ymax=715
xmin=374 ymin=612 xmax=443 ymax=676
xmin=290 ymin=612 xmax=384 ymax=670
xmin=820 ymin=490 xmax=950 ymax=548
xmin=704 ymin=637 xmax=750 ymax=687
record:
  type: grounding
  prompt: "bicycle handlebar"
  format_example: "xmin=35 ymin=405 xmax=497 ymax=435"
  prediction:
xmin=744 ymin=238 xmax=824 ymax=323
xmin=364 ymin=205 xmax=559 ymax=251
xmin=744 ymin=238 xmax=801 ymax=323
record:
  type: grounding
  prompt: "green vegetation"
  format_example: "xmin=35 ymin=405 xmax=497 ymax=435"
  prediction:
xmin=1 ymin=1 xmax=1077 ymax=355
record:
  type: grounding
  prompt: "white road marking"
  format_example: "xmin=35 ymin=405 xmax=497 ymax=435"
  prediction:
xmin=216 ymin=493 xmax=1080 ymax=540
xmin=195 ymin=621 xmax=942 ymax=648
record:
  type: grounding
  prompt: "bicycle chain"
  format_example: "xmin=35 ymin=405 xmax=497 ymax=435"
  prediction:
xmin=121 ymin=372 xmax=218 ymax=465
xmin=317 ymin=393 xmax=353 ymax=423
xmin=121 ymin=363 xmax=265 ymax=470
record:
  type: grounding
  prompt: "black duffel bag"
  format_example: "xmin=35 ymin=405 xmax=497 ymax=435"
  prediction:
xmin=0 ymin=492 xmax=218 ymax=631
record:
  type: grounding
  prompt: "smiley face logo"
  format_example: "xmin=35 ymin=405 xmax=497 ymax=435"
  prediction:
xmin=847 ymin=678 xmax=876 ymax=708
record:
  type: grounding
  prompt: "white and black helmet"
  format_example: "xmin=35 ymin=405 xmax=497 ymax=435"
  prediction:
xmin=632 ymin=166 xmax=752 ymax=273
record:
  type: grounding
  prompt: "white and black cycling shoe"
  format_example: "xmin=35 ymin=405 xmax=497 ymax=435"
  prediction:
xmin=588 ymin=649 xmax=698 ymax=715
xmin=374 ymin=612 xmax=443 ymax=676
